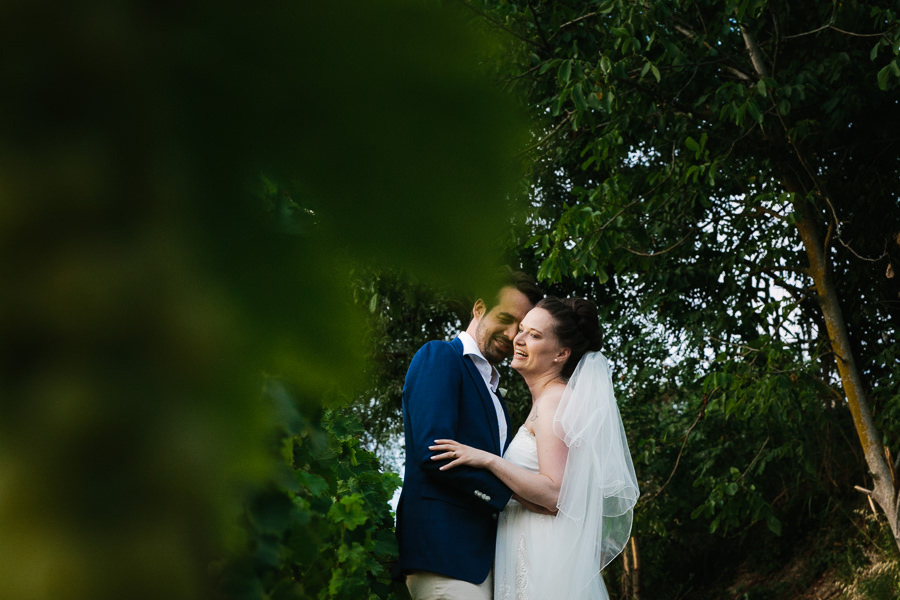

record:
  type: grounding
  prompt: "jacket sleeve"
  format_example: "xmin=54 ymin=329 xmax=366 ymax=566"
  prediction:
xmin=403 ymin=341 xmax=513 ymax=512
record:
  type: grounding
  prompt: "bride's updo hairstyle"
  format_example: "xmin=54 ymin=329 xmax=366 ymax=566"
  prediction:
xmin=536 ymin=296 xmax=603 ymax=379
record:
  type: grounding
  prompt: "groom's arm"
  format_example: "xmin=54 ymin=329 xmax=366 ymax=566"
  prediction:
xmin=404 ymin=341 xmax=512 ymax=512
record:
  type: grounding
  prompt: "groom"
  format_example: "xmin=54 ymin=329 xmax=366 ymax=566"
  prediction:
xmin=394 ymin=270 xmax=542 ymax=600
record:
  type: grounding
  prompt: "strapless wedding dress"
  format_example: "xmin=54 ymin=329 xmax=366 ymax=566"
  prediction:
xmin=495 ymin=425 xmax=613 ymax=600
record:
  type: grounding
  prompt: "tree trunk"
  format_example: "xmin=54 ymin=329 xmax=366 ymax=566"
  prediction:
xmin=620 ymin=536 xmax=640 ymax=599
xmin=791 ymin=196 xmax=900 ymax=552
xmin=630 ymin=536 xmax=641 ymax=600
xmin=738 ymin=22 xmax=900 ymax=552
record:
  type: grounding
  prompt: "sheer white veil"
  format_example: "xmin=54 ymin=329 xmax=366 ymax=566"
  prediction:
xmin=546 ymin=351 xmax=640 ymax=598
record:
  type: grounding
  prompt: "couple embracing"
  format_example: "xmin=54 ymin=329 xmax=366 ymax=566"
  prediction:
xmin=394 ymin=271 xmax=640 ymax=600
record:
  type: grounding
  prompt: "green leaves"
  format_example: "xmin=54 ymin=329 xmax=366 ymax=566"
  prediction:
xmin=640 ymin=59 xmax=661 ymax=83
xmin=214 ymin=382 xmax=403 ymax=599
xmin=572 ymin=82 xmax=589 ymax=111
xmin=476 ymin=0 xmax=900 ymax=589
xmin=877 ymin=59 xmax=900 ymax=90
xmin=684 ymin=133 xmax=707 ymax=158
xmin=558 ymin=59 xmax=573 ymax=86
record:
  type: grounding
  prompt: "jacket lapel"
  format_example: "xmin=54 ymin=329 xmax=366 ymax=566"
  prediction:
xmin=452 ymin=338 xmax=502 ymax=455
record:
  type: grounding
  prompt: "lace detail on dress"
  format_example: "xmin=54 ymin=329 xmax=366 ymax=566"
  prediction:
xmin=495 ymin=426 xmax=546 ymax=600
xmin=495 ymin=530 xmax=530 ymax=600
xmin=515 ymin=533 xmax=529 ymax=599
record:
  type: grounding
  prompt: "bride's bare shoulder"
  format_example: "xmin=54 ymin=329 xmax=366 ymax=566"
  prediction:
xmin=535 ymin=381 xmax=566 ymax=414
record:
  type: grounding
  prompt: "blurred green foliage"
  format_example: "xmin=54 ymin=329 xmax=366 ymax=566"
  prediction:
xmin=0 ymin=1 xmax=528 ymax=598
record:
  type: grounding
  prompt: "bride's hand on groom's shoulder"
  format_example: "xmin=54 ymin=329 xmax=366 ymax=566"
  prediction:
xmin=429 ymin=439 xmax=493 ymax=471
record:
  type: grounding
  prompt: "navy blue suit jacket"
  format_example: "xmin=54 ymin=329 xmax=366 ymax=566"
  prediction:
xmin=394 ymin=337 xmax=514 ymax=584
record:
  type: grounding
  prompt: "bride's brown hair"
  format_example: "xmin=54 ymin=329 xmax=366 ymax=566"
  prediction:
xmin=536 ymin=297 xmax=603 ymax=379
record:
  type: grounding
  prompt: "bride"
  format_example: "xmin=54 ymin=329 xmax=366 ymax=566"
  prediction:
xmin=430 ymin=297 xmax=639 ymax=599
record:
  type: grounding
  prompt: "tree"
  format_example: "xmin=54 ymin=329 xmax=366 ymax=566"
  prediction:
xmin=471 ymin=0 xmax=900 ymax=557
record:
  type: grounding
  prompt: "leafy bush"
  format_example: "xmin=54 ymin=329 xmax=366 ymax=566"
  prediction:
xmin=213 ymin=380 xmax=405 ymax=600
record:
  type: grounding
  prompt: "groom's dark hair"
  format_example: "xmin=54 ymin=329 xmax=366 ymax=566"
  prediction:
xmin=451 ymin=267 xmax=542 ymax=321
xmin=484 ymin=267 xmax=543 ymax=311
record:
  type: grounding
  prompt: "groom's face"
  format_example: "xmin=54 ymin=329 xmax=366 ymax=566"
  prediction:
xmin=474 ymin=286 xmax=533 ymax=366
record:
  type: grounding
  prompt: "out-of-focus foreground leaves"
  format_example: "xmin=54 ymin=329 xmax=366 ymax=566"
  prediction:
xmin=0 ymin=1 xmax=526 ymax=598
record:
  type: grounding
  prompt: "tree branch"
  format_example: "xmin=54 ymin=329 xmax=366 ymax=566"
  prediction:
xmin=738 ymin=437 xmax=770 ymax=481
xmin=526 ymin=0 xmax=553 ymax=53
xmin=648 ymin=391 xmax=713 ymax=500
xmin=673 ymin=22 xmax=753 ymax=81
xmin=740 ymin=23 xmax=770 ymax=79
xmin=708 ymin=336 xmax=761 ymax=357
xmin=518 ymin=112 xmax=573 ymax=155
xmin=780 ymin=0 xmax=896 ymax=40
xmin=557 ymin=11 xmax=598 ymax=33
xmin=836 ymin=238 xmax=889 ymax=263
xmin=753 ymin=266 xmax=810 ymax=300
xmin=784 ymin=23 xmax=892 ymax=40
xmin=621 ymin=230 xmax=695 ymax=257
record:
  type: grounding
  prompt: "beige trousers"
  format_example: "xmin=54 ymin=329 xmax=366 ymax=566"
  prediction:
xmin=406 ymin=570 xmax=493 ymax=600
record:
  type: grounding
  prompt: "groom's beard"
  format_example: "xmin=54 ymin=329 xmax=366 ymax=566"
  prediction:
xmin=481 ymin=333 xmax=512 ymax=366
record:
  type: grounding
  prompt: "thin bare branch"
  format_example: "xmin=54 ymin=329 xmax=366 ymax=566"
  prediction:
xmin=598 ymin=197 xmax=644 ymax=232
xmin=526 ymin=0 xmax=552 ymax=53
xmin=784 ymin=24 xmax=891 ymax=40
xmin=823 ymin=217 xmax=835 ymax=264
xmin=821 ymin=196 xmax=890 ymax=262
xmin=829 ymin=26 xmax=890 ymax=38
xmin=723 ymin=121 xmax=764 ymax=161
xmin=518 ymin=112 xmax=573 ymax=155
xmin=753 ymin=266 xmax=809 ymax=299
xmin=810 ymin=374 xmax=846 ymax=403
xmin=782 ymin=0 xmax=894 ymax=40
xmin=738 ymin=437 xmax=770 ymax=481
xmin=836 ymin=238 xmax=889 ymax=263
xmin=592 ymin=166 xmax=679 ymax=237
xmin=501 ymin=61 xmax=544 ymax=83
xmin=648 ymin=391 xmax=714 ymax=500
xmin=558 ymin=11 xmax=598 ymax=32
xmin=673 ymin=22 xmax=753 ymax=81
xmin=783 ymin=0 xmax=837 ymax=40
xmin=783 ymin=23 xmax=833 ymax=40
xmin=621 ymin=230 xmax=695 ymax=257
xmin=756 ymin=206 xmax=789 ymax=222
xmin=709 ymin=335 xmax=761 ymax=352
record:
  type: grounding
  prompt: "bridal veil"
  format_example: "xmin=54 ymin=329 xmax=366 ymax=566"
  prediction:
xmin=547 ymin=351 xmax=640 ymax=599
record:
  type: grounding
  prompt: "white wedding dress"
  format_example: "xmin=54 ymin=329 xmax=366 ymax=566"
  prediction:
xmin=494 ymin=352 xmax=640 ymax=600
xmin=495 ymin=425 xmax=556 ymax=600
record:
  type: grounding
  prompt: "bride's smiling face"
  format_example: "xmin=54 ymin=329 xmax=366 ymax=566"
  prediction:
xmin=510 ymin=307 xmax=566 ymax=376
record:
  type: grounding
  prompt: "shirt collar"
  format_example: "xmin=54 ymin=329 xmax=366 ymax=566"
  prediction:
xmin=458 ymin=332 xmax=500 ymax=392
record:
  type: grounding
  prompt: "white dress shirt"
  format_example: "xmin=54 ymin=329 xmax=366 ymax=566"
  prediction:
xmin=458 ymin=331 xmax=508 ymax=454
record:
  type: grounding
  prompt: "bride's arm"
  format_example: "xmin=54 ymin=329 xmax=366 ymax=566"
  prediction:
xmin=512 ymin=493 xmax=558 ymax=515
xmin=431 ymin=390 xmax=568 ymax=511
